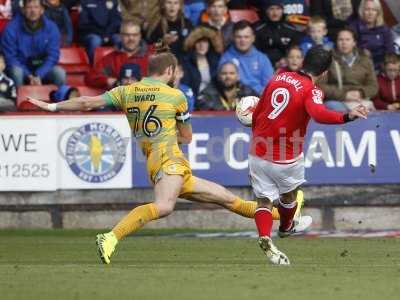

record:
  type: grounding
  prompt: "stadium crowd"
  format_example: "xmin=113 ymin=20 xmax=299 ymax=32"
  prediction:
xmin=0 ymin=0 xmax=399 ymax=112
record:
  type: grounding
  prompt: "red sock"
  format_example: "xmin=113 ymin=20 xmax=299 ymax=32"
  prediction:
xmin=278 ymin=200 xmax=298 ymax=231
xmin=255 ymin=208 xmax=273 ymax=237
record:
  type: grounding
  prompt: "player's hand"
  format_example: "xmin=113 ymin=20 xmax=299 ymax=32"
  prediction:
xmin=27 ymin=97 xmax=52 ymax=111
xmin=345 ymin=90 xmax=362 ymax=102
xmin=348 ymin=104 xmax=369 ymax=120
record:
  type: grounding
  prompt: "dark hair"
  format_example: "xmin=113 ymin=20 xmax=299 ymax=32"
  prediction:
xmin=148 ymin=41 xmax=178 ymax=75
xmin=336 ymin=26 xmax=357 ymax=42
xmin=207 ymin=0 xmax=228 ymax=5
xmin=302 ymin=46 xmax=332 ymax=76
xmin=286 ymin=45 xmax=304 ymax=57
xmin=23 ymin=0 xmax=43 ymax=6
xmin=233 ymin=20 xmax=254 ymax=34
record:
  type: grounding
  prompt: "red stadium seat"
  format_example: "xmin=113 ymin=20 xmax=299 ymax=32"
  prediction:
xmin=229 ymin=9 xmax=259 ymax=23
xmin=0 ymin=18 xmax=9 ymax=33
xmin=58 ymin=47 xmax=90 ymax=74
xmin=76 ymin=86 xmax=105 ymax=96
xmin=93 ymin=47 xmax=114 ymax=66
xmin=17 ymin=85 xmax=56 ymax=111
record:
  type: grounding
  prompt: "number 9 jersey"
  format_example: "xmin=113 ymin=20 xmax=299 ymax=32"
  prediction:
xmin=250 ymin=71 xmax=346 ymax=163
xmin=103 ymin=77 xmax=193 ymax=189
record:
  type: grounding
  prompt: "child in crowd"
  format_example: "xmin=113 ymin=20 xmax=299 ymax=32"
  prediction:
xmin=0 ymin=53 xmax=16 ymax=111
xmin=117 ymin=63 xmax=142 ymax=86
xmin=175 ymin=62 xmax=195 ymax=112
xmin=373 ymin=54 xmax=400 ymax=111
xmin=277 ymin=45 xmax=304 ymax=73
xmin=299 ymin=16 xmax=334 ymax=55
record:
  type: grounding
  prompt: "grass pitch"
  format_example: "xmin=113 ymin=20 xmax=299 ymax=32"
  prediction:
xmin=0 ymin=230 xmax=399 ymax=300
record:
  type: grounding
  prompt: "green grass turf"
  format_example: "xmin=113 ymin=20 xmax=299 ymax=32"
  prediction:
xmin=0 ymin=229 xmax=399 ymax=300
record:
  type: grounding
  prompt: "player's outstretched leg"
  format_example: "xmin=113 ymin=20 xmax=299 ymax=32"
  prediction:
xmin=96 ymin=174 xmax=183 ymax=264
xmin=255 ymin=198 xmax=290 ymax=265
xmin=182 ymin=176 xmax=282 ymax=219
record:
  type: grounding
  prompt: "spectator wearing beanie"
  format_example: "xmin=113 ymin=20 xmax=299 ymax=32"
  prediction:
xmin=117 ymin=63 xmax=141 ymax=86
xmin=254 ymin=0 xmax=302 ymax=68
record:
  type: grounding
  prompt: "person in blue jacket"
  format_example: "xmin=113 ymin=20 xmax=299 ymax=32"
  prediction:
xmin=1 ymin=0 xmax=66 ymax=87
xmin=78 ymin=0 xmax=121 ymax=63
xmin=219 ymin=20 xmax=273 ymax=95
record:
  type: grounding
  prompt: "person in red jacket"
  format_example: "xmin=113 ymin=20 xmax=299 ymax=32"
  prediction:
xmin=373 ymin=54 xmax=400 ymax=111
xmin=85 ymin=21 xmax=154 ymax=90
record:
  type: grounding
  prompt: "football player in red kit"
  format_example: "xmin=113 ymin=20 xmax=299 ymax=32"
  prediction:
xmin=249 ymin=46 xmax=369 ymax=265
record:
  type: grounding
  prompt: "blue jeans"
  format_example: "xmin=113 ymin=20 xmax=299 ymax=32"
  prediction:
xmin=9 ymin=65 xmax=66 ymax=87
xmin=83 ymin=34 xmax=121 ymax=63
xmin=324 ymin=100 xmax=349 ymax=112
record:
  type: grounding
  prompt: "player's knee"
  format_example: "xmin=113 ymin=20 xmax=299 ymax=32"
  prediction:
xmin=155 ymin=201 xmax=175 ymax=217
xmin=256 ymin=198 xmax=273 ymax=209
xmin=281 ymin=190 xmax=297 ymax=204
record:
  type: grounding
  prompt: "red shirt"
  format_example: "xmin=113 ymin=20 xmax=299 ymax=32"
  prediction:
xmin=85 ymin=44 xmax=154 ymax=89
xmin=251 ymin=71 xmax=346 ymax=163
xmin=372 ymin=73 xmax=400 ymax=110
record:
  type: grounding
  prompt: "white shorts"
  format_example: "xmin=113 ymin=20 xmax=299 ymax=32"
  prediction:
xmin=248 ymin=154 xmax=305 ymax=201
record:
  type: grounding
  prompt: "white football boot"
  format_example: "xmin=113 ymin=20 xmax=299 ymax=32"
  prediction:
xmin=278 ymin=215 xmax=313 ymax=238
xmin=258 ymin=236 xmax=290 ymax=266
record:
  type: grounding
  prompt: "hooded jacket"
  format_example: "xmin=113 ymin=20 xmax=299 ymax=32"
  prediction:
xmin=318 ymin=49 xmax=378 ymax=101
xmin=372 ymin=73 xmax=400 ymax=110
xmin=181 ymin=27 xmax=223 ymax=96
xmin=1 ymin=13 xmax=60 ymax=78
xmin=219 ymin=45 xmax=274 ymax=95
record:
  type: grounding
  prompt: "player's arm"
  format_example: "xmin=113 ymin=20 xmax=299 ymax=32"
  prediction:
xmin=305 ymin=88 xmax=368 ymax=124
xmin=177 ymin=122 xmax=192 ymax=144
xmin=28 ymin=95 xmax=107 ymax=112
xmin=175 ymin=91 xmax=192 ymax=144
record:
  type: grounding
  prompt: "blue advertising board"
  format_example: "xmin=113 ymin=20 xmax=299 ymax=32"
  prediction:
xmin=132 ymin=112 xmax=400 ymax=187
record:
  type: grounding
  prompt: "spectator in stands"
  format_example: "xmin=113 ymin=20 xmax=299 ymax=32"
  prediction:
xmin=200 ymin=0 xmax=234 ymax=50
xmin=117 ymin=63 xmax=141 ymax=86
xmin=196 ymin=61 xmax=258 ymax=110
xmin=2 ymin=0 xmax=66 ymax=87
xmin=0 ymin=0 xmax=12 ymax=18
xmin=219 ymin=20 xmax=274 ymax=95
xmin=318 ymin=28 xmax=378 ymax=112
xmin=254 ymin=0 xmax=302 ymax=69
xmin=277 ymin=45 xmax=304 ymax=73
xmin=299 ymin=16 xmax=334 ymax=55
xmin=373 ymin=54 xmax=400 ymax=110
xmin=310 ymin=0 xmax=361 ymax=40
xmin=78 ymin=0 xmax=121 ymax=63
xmin=350 ymin=0 xmax=394 ymax=69
xmin=44 ymin=0 xmax=73 ymax=46
xmin=147 ymin=0 xmax=193 ymax=61
xmin=0 ymin=53 xmax=16 ymax=111
xmin=175 ymin=62 xmax=195 ymax=111
xmin=63 ymin=0 xmax=79 ymax=10
xmin=49 ymin=84 xmax=80 ymax=102
xmin=181 ymin=26 xmax=223 ymax=97
xmin=184 ymin=0 xmax=206 ymax=25
xmin=119 ymin=0 xmax=160 ymax=34
xmin=86 ymin=21 xmax=153 ymax=90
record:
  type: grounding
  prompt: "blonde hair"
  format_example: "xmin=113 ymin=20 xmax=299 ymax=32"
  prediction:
xmin=308 ymin=16 xmax=327 ymax=28
xmin=358 ymin=0 xmax=384 ymax=27
xmin=148 ymin=41 xmax=178 ymax=75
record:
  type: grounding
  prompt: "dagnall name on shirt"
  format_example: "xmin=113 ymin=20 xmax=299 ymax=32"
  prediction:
xmin=274 ymin=74 xmax=303 ymax=91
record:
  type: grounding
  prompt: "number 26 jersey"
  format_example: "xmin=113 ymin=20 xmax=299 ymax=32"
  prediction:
xmin=251 ymin=71 xmax=346 ymax=163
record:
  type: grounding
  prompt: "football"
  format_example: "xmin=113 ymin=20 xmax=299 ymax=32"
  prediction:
xmin=235 ymin=96 xmax=260 ymax=127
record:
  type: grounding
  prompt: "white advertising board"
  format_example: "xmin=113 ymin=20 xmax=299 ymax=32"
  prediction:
xmin=0 ymin=116 xmax=58 ymax=191
xmin=0 ymin=114 xmax=132 ymax=191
